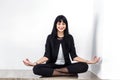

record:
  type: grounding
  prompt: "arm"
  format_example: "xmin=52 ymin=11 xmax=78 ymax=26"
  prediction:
xmin=69 ymin=35 xmax=78 ymax=60
xmin=73 ymin=56 xmax=100 ymax=64
xmin=69 ymin=35 xmax=100 ymax=64
xmin=35 ymin=57 xmax=48 ymax=64
xmin=23 ymin=57 xmax=48 ymax=66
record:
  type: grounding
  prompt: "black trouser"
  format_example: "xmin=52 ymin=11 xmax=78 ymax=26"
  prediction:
xmin=33 ymin=62 xmax=88 ymax=77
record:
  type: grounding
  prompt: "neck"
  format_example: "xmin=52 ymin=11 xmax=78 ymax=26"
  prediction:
xmin=57 ymin=31 xmax=64 ymax=37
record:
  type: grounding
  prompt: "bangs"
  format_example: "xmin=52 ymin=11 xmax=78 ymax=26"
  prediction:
xmin=57 ymin=19 xmax=64 ymax=23
xmin=55 ymin=16 xmax=67 ymax=24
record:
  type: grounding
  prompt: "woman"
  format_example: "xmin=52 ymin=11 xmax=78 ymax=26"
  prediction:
xmin=23 ymin=15 xmax=100 ymax=77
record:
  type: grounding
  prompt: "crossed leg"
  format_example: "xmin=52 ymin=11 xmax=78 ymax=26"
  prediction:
xmin=52 ymin=67 xmax=71 ymax=76
xmin=33 ymin=62 xmax=88 ymax=77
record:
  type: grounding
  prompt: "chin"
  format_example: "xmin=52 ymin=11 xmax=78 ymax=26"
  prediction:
xmin=58 ymin=30 xmax=64 ymax=32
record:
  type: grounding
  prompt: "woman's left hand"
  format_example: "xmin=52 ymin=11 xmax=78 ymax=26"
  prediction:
xmin=87 ymin=56 xmax=100 ymax=64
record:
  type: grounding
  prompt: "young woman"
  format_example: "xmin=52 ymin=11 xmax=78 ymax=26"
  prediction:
xmin=23 ymin=15 xmax=100 ymax=77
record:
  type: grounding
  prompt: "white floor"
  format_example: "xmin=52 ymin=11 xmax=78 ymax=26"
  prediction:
xmin=0 ymin=70 xmax=100 ymax=80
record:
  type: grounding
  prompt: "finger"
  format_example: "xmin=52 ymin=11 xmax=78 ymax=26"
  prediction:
xmin=23 ymin=60 xmax=25 ymax=63
xmin=23 ymin=60 xmax=29 ymax=64
xmin=98 ymin=57 xmax=100 ymax=61
xmin=23 ymin=61 xmax=29 ymax=66
xmin=95 ymin=57 xmax=100 ymax=60
xmin=26 ymin=59 xmax=31 ymax=63
xmin=94 ymin=56 xmax=97 ymax=59
xmin=23 ymin=60 xmax=27 ymax=63
xmin=26 ymin=58 xmax=29 ymax=61
xmin=24 ymin=59 xmax=29 ymax=63
xmin=23 ymin=60 xmax=31 ymax=65
xmin=23 ymin=61 xmax=32 ymax=66
xmin=96 ymin=57 xmax=100 ymax=62
xmin=93 ymin=56 xmax=96 ymax=60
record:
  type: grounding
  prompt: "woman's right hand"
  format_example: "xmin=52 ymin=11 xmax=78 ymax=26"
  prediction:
xmin=23 ymin=58 xmax=36 ymax=66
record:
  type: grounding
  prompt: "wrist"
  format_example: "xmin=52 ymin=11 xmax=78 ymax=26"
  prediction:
xmin=33 ymin=62 xmax=39 ymax=66
xmin=85 ymin=60 xmax=89 ymax=64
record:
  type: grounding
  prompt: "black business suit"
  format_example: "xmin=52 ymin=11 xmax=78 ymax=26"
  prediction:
xmin=33 ymin=34 xmax=88 ymax=77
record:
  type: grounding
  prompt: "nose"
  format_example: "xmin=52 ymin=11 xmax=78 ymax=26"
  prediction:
xmin=60 ymin=24 xmax=64 ymax=27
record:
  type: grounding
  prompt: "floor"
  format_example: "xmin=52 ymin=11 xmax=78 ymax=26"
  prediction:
xmin=0 ymin=70 xmax=101 ymax=80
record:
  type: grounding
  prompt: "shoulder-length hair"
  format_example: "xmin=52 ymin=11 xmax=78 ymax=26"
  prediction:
xmin=51 ymin=15 xmax=69 ymax=38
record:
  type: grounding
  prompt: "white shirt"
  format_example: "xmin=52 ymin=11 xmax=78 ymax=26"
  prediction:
xmin=55 ymin=43 xmax=65 ymax=65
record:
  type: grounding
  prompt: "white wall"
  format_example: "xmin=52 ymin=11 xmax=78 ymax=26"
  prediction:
xmin=3 ymin=0 xmax=120 ymax=79
xmin=0 ymin=0 xmax=94 ymax=70
xmin=102 ymin=0 xmax=120 ymax=79
xmin=91 ymin=0 xmax=120 ymax=79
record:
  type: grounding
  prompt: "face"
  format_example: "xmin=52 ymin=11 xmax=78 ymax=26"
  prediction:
xmin=56 ymin=21 xmax=66 ymax=32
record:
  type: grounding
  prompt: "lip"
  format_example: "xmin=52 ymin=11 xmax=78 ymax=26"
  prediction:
xmin=60 ymin=28 xmax=64 ymax=30
xmin=58 ymin=27 xmax=64 ymax=30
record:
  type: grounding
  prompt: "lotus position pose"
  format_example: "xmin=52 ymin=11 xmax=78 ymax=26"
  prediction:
xmin=23 ymin=15 xmax=100 ymax=77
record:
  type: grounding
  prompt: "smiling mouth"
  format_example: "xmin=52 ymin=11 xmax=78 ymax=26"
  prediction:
xmin=59 ymin=28 xmax=64 ymax=30
xmin=60 ymin=29 xmax=63 ymax=30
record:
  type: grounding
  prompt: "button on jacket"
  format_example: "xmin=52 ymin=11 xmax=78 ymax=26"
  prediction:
xmin=44 ymin=34 xmax=78 ymax=65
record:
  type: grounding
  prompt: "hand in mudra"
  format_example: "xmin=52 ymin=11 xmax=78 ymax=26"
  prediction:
xmin=88 ymin=56 xmax=100 ymax=64
xmin=23 ymin=58 xmax=35 ymax=66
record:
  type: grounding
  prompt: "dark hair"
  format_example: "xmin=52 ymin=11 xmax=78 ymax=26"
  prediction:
xmin=51 ymin=15 xmax=69 ymax=38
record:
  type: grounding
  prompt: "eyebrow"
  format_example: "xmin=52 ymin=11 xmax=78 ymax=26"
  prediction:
xmin=57 ymin=21 xmax=65 ymax=23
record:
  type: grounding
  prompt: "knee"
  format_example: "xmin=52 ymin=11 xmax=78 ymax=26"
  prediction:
xmin=33 ymin=64 xmax=43 ymax=75
xmin=83 ymin=62 xmax=89 ymax=72
xmin=33 ymin=65 xmax=39 ymax=75
xmin=33 ymin=64 xmax=53 ymax=77
xmin=78 ymin=62 xmax=89 ymax=72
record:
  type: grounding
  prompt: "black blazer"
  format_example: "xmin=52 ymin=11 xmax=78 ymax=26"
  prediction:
xmin=44 ymin=34 xmax=78 ymax=65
